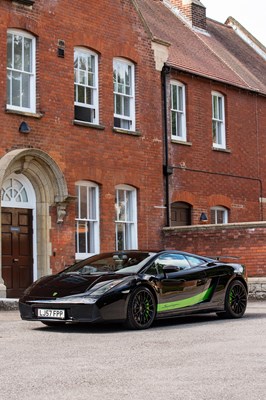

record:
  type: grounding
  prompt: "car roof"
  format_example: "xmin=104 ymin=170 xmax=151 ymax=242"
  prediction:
xmin=113 ymin=249 xmax=213 ymax=261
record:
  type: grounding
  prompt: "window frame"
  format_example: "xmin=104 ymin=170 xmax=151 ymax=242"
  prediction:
xmin=113 ymin=58 xmax=135 ymax=131
xmin=75 ymin=181 xmax=100 ymax=259
xmin=170 ymin=80 xmax=187 ymax=142
xmin=115 ymin=184 xmax=138 ymax=251
xmin=212 ymin=91 xmax=226 ymax=149
xmin=210 ymin=206 xmax=228 ymax=224
xmin=6 ymin=29 xmax=36 ymax=113
xmin=74 ymin=47 xmax=99 ymax=125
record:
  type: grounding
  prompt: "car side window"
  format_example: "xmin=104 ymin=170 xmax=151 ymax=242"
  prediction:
xmin=186 ymin=255 xmax=205 ymax=267
xmin=145 ymin=263 xmax=158 ymax=275
xmin=151 ymin=253 xmax=191 ymax=274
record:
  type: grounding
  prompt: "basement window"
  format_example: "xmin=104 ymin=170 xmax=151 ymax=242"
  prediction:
xmin=210 ymin=206 xmax=228 ymax=224
xmin=12 ymin=1 xmax=35 ymax=6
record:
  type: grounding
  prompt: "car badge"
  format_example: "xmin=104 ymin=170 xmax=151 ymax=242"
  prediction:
xmin=52 ymin=292 xmax=58 ymax=297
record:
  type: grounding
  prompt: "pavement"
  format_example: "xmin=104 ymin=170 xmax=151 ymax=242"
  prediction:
xmin=1 ymin=302 xmax=266 ymax=400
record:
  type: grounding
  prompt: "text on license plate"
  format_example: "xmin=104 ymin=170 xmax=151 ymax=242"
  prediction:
xmin=37 ymin=308 xmax=65 ymax=319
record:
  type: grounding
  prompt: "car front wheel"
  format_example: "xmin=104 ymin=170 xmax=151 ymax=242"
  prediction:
xmin=217 ymin=280 xmax=247 ymax=319
xmin=126 ymin=286 xmax=156 ymax=330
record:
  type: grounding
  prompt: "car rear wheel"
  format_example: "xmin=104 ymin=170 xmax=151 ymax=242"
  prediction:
xmin=217 ymin=280 xmax=247 ymax=319
xmin=126 ymin=287 xmax=156 ymax=330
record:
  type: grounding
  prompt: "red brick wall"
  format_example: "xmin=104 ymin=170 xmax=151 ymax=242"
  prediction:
xmin=169 ymin=0 xmax=207 ymax=30
xmin=163 ymin=222 xmax=266 ymax=277
xmin=167 ymin=70 xmax=265 ymax=224
xmin=0 ymin=0 xmax=165 ymax=271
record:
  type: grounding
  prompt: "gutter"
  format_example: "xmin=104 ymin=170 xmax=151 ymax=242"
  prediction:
xmin=164 ymin=63 xmax=266 ymax=97
xmin=162 ymin=65 xmax=172 ymax=227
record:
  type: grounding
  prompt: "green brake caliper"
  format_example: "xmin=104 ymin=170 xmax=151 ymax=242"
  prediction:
xmin=144 ymin=299 xmax=150 ymax=319
xmin=229 ymin=289 xmax=234 ymax=304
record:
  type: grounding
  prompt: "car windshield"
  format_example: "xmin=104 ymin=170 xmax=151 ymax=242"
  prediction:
xmin=62 ymin=252 xmax=156 ymax=275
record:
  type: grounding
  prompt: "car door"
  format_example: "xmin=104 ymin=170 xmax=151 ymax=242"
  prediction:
xmin=199 ymin=260 xmax=235 ymax=307
xmin=150 ymin=253 xmax=208 ymax=316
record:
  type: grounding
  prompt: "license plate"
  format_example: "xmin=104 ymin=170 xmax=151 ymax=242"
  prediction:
xmin=37 ymin=308 xmax=65 ymax=319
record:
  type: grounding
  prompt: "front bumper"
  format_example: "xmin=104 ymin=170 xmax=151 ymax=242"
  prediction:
xmin=19 ymin=301 xmax=102 ymax=324
xmin=19 ymin=294 xmax=128 ymax=324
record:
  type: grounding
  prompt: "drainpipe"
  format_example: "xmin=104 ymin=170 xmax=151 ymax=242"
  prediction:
xmin=162 ymin=65 xmax=172 ymax=227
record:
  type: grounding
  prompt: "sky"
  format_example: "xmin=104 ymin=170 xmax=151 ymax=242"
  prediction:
xmin=202 ymin=0 xmax=266 ymax=46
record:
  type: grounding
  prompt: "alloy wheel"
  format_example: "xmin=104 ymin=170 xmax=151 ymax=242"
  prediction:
xmin=127 ymin=287 xmax=156 ymax=329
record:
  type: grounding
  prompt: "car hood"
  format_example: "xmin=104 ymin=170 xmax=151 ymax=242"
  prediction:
xmin=21 ymin=272 xmax=133 ymax=300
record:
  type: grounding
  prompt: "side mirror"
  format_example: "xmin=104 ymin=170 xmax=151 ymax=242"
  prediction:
xmin=206 ymin=261 xmax=216 ymax=267
xmin=163 ymin=265 xmax=180 ymax=274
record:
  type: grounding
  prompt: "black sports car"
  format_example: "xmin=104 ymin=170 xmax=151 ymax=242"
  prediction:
xmin=19 ymin=250 xmax=248 ymax=330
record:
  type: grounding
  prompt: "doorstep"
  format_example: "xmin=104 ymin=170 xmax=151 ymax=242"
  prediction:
xmin=0 ymin=298 xmax=19 ymax=311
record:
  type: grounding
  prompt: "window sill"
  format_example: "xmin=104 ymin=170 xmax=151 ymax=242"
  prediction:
xmin=113 ymin=127 xmax=141 ymax=136
xmin=6 ymin=109 xmax=43 ymax=119
xmin=171 ymin=139 xmax=192 ymax=146
xmin=73 ymin=120 xmax=105 ymax=130
xmin=212 ymin=147 xmax=231 ymax=154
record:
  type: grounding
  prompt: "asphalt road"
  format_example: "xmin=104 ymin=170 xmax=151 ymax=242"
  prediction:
xmin=0 ymin=302 xmax=265 ymax=400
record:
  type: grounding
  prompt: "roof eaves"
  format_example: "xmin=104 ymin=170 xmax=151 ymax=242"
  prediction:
xmin=165 ymin=62 xmax=266 ymax=96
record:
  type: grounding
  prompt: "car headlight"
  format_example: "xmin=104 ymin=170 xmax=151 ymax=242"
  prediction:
xmin=88 ymin=279 xmax=124 ymax=296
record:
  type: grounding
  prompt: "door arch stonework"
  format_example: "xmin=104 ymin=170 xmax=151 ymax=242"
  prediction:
xmin=0 ymin=148 xmax=71 ymax=297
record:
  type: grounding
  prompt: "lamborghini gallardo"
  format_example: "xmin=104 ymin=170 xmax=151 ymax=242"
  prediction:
xmin=19 ymin=250 xmax=248 ymax=329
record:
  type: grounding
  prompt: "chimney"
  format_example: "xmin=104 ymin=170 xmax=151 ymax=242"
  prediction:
xmin=170 ymin=0 xmax=207 ymax=31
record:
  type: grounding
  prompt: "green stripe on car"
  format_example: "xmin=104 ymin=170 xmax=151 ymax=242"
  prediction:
xmin=157 ymin=287 xmax=213 ymax=312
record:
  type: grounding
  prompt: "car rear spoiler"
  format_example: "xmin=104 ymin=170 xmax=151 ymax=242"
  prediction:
xmin=207 ymin=255 xmax=240 ymax=261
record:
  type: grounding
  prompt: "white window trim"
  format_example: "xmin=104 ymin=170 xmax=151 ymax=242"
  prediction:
xmin=7 ymin=29 xmax=36 ymax=113
xmin=212 ymin=91 xmax=226 ymax=149
xmin=113 ymin=58 xmax=135 ymax=131
xmin=170 ymin=80 xmax=187 ymax=142
xmin=115 ymin=184 xmax=138 ymax=250
xmin=211 ymin=206 xmax=228 ymax=224
xmin=74 ymin=47 xmax=99 ymax=125
xmin=75 ymin=181 xmax=100 ymax=259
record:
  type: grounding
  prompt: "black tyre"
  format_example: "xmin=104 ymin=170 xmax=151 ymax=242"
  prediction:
xmin=41 ymin=321 xmax=66 ymax=327
xmin=217 ymin=280 xmax=247 ymax=319
xmin=126 ymin=286 xmax=156 ymax=330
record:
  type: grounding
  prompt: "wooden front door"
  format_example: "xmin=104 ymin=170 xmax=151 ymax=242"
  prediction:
xmin=171 ymin=202 xmax=191 ymax=226
xmin=1 ymin=208 xmax=33 ymax=298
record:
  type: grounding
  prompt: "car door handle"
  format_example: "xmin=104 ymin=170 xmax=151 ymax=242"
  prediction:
xmin=198 ymin=279 xmax=207 ymax=284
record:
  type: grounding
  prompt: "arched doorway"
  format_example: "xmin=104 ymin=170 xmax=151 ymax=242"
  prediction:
xmin=1 ymin=174 xmax=36 ymax=297
xmin=171 ymin=201 xmax=192 ymax=226
xmin=0 ymin=148 xmax=70 ymax=298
